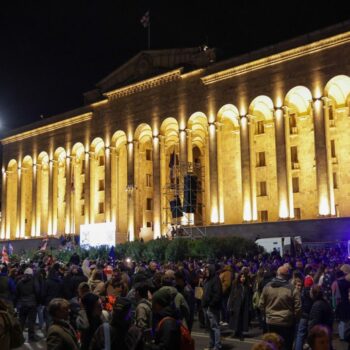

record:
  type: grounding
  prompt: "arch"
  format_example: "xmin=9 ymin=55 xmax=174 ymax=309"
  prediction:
xmin=217 ymin=104 xmax=240 ymax=129
xmin=20 ymin=155 xmax=33 ymax=237
xmin=284 ymin=86 xmax=312 ymax=115
xmin=324 ymin=75 xmax=350 ymax=107
xmin=37 ymin=151 xmax=49 ymax=166
xmin=7 ymin=159 xmax=17 ymax=170
xmin=160 ymin=117 xmax=179 ymax=148
xmin=249 ymin=95 xmax=274 ymax=121
xmin=90 ymin=137 xmax=105 ymax=154
xmin=134 ymin=123 xmax=153 ymax=144
xmin=72 ymin=142 xmax=85 ymax=158
xmin=22 ymin=155 xmax=33 ymax=167
xmin=36 ymin=152 xmax=49 ymax=236
xmin=54 ymin=147 xmax=67 ymax=163
xmin=111 ymin=130 xmax=127 ymax=153
xmin=187 ymin=112 xmax=208 ymax=148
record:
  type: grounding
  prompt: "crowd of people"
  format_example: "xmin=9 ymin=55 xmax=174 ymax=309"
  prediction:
xmin=0 ymin=243 xmax=349 ymax=350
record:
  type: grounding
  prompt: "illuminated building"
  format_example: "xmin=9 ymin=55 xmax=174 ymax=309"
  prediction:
xmin=2 ymin=24 xmax=350 ymax=242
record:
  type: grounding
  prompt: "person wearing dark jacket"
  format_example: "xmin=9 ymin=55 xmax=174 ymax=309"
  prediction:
xmin=308 ymin=285 xmax=333 ymax=332
xmin=0 ymin=265 xmax=16 ymax=312
xmin=259 ymin=264 xmax=301 ymax=350
xmin=228 ymin=272 xmax=252 ymax=340
xmin=146 ymin=286 xmax=181 ymax=350
xmin=16 ymin=268 xmax=40 ymax=342
xmin=202 ymin=264 xmax=222 ymax=350
xmin=295 ymin=279 xmax=314 ymax=350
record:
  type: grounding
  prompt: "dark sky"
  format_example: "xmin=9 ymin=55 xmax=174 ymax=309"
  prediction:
xmin=0 ymin=1 xmax=350 ymax=133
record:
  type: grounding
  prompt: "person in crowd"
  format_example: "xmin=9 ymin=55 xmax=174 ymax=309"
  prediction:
xmin=308 ymin=285 xmax=333 ymax=332
xmin=135 ymin=282 xmax=152 ymax=331
xmin=261 ymin=332 xmax=284 ymax=350
xmin=307 ymin=325 xmax=331 ymax=350
xmin=16 ymin=267 xmax=41 ymax=342
xmin=88 ymin=269 xmax=105 ymax=296
xmin=76 ymin=292 xmax=104 ymax=350
xmin=202 ymin=264 xmax=222 ymax=350
xmin=46 ymin=298 xmax=79 ymax=350
xmin=0 ymin=265 xmax=16 ymax=313
xmin=295 ymin=273 xmax=314 ymax=350
xmin=219 ymin=264 xmax=232 ymax=325
xmin=228 ymin=271 xmax=251 ymax=340
xmin=259 ymin=263 xmax=301 ymax=350
xmin=90 ymin=297 xmax=142 ymax=350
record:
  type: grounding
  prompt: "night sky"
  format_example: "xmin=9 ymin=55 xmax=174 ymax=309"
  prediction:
xmin=1 ymin=1 xmax=350 ymax=134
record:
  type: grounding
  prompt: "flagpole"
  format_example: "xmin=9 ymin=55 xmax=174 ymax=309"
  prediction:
xmin=148 ymin=20 xmax=151 ymax=49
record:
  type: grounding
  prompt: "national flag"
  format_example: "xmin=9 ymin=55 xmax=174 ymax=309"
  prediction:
xmin=8 ymin=243 xmax=14 ymax=256
xmin=140 ymin=10 xmax=150 ymax=28
xmin=109 ymin=246 xmax=116 ymax=261
xmin=40 ymin=238 xmax=48 ymax=251
xmin=1 ymin=246 xmax=9 ymax=264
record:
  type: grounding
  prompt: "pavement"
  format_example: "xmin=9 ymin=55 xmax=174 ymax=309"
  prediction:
xmin=18 ymin=322 xmax=349 ymax=350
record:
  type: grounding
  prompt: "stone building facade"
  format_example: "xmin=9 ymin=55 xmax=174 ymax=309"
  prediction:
xmin=2 ymin=23 xmax=350 ymax=242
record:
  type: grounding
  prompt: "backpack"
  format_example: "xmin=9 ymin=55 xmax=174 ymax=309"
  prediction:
xmin=0 ymin=310 xmax=25 ymax=349
xmin=158 ymin=316 xmax=195 ymax=350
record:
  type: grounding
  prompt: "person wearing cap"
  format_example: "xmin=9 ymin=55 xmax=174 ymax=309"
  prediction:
xmin=295 ymin=272 xmax=314 ymax=350
xmin=90 ymin=297 xmax=142 ymax=350
xmin=259 ymin=263 xmax=301 ymax=350
xmin=16 ymin=267 xmax=41 ymax=342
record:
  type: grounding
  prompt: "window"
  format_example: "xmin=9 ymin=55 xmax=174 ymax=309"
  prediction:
xmin=81 ymin=205 xmax=85 ymax=216
xmin=331 ymin=140 xmax=336 ymax=158
xmin=257 ymin=181 xmax=267 ymax=196
xmin=146 ymin=222 xmax=152 ymax=228
xmin=99 ymin=155 xmax=105 ymax=166
xmin=146 ymin=149 xmax=152 ymax=161
xmin=256 ymin=152 xmax=266 ymax=167
xmin=292 ymin=177 xmax=299 ymax=193
xmin=255 ymin=121 xmax=265 ymax=135
xmin=259 ymin=210 xmax=268 ymax=222
xmin=146 ymin=198 xmax=152 ymax=211
xmin=146 ymin=174 xmax=152 ymax=187
xmin=291 ymin=146 xmax=298 ymax=163
xmin=98 ymin=202 xmax=104 ymax=214
xmin=329 ymin=106 xmax=334 ymax=121
xmin=99 ymin=179 xmax=105 ymax=191
xmin=81 ymin=159 xmax=85 ymax=174
xmin=289 ymin=114 xmax=298 ymax=134
xmin=294 ymin=208 xmax=301 ymax=220
xmin=333 ymin=172 xmax=338 ymax=189
xmin=80 ymin=187 xmax=85 ymax=200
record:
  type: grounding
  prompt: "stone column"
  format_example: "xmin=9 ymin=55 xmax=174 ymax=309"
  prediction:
xmin=240 ymin=116 xmax=252 ymax=221
xmin=1 ymin=171 xmax=6 ymax=239
xmin=323 ymin=97 xmax=336 ymax=215
xmin=283 ymin=107 xmax=294 ymax=218
xmin=70 ymin=158 xmax=76 ymax=234
xmin=186 ymin=129 xmax=193 ymax=172
xmin=114 ymin=151 xmax=119 ymax=232
xmin=48 ymin=160 xmax=54 ymax=235
xmin=216 ymin=123 xmax=224 ymax=223
xmin=31 ymin=164 xmax=37 ymax=236
xmin=84 ymin=151 xmax=90 ymax=224
xmin=179 ymin=129 xmax=188 ymax=166
xmin=312 ymin=99 xmax=331 ymax=215
xmin=65 ymin=157 xmax=71 ymax=233
xmin=274 ymin=109 xmax=290 ymax=219
xmin=159 ymin=136 xmax=167 ymax=235
xmin=152 ymin=136 xmax=161 ymax=238
xmin=105 ymin=147 xmax=111 ymax=222
xmin=127 ymin=141 xmax=135 ymax=241
xmin=16 ymin=166 xmax=22 ymax=238
xmin=208 ymin=123 xmax=219 ymax=223
xmin=248 ymin=116 xmax=257 ymax=221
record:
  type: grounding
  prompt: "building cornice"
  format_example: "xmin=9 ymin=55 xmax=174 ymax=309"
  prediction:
xmin=201 ymin=30 xmax=350 ymax=85
xmin=1 ymin=112 xmax=92 ymax=145
xmin=104 ymin=69 xmax=183 ymax=100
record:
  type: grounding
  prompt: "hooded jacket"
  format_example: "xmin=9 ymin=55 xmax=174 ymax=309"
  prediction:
xmin=259 ymin=277 xmax=301 ymax=326
xmin=202 ymin=265 xmax=222 ymax=309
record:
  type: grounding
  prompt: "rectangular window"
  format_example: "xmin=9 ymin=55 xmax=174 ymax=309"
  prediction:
xmin=329 ymin=106 xmax=334 ymax=120
xmin=99 ymin=155 xmax=105 ymax=166
xmin=80 ymin=187 xmax=85 ymax=200
xmin=294 ymin=208 xmax=301 ymax=220
xmin=255 ymin=121 xmax=265 ymax=135
xmin=256 ymin=152 xmax=266 ymax=167
xmin=146 ymin=198 xmax=152 ymax=211
xmin=81 ymin=205 xmax=85 ymax=216
xmin=331 ymin=140 xmax=336 ymax=158
xmin=291 ymin=146 xmax=298 ymax=163
xmin=292 ymin=177 xmax=299 ymax=193
xmin=81 ymin=159 xmax=85 ymax=174
xmin=257 ymin=181 xmax=267 ymax=196
xmin=146 ymin=174 xmax=152 ymax=187
xmin=99 ymin=179 xmax=105 ymax=191
xmin=146 ymin=149 xmax=152 ymax=161
xmin=259 ymin=210 xmax=268 ymax=222
xmin=333 ymin=172 xmax=338 ymax=189
xmin=289 ymin=114 xmax=298 ymax=134
xmin=146 ymin=222 xmax=152 ymax=228
xmin=98 ymin=202 xmax=104 ymax=214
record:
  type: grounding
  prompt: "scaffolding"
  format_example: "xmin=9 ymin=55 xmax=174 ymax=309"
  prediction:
xmin=163 ymin=160 xmax=207 ymax=239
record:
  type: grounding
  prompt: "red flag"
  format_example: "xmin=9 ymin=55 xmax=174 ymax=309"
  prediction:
xmin=1 ymin=246 xmax=9 ymax=264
